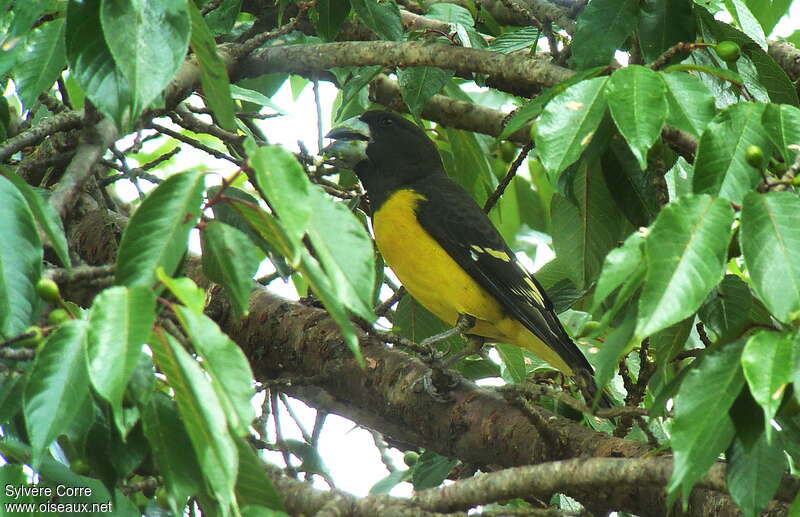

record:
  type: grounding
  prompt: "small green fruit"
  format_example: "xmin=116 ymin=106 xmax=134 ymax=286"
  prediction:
xmin=715 ymin=41 xmax=741 ymax=62
xmin=35 ymin=278 xmax=61 ymax=303
xmin=403 ymin=451 xmax=419 ymax=467
xmin=499 ymin=141 xmax=517 ymax=162
xmin=745 ymin=145 xmax=765 ymax=169
xmin=18 ymin=326 xmax=44 ymax=348
xmin=48 ymin=308 xmax=70 ymax=325
xmin=529 ymin=121 xmax=538 ymax=142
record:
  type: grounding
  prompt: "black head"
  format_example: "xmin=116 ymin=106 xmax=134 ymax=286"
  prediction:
xmin=324 ymin=110 xmax=444 ymax=200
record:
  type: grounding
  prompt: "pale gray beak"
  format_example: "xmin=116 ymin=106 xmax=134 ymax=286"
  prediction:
xmin=322 ymin=116 xmax=371 ymax=167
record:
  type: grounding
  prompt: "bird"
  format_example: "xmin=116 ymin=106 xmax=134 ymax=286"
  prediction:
xmin=323 ymin=110 xmax=609 ymax=408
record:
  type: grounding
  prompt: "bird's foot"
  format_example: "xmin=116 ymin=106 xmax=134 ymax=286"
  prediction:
xmin=419 ymin=313 xmax=476 ymax=349
xmin=421 ymin=364 xmax=462 ymax=403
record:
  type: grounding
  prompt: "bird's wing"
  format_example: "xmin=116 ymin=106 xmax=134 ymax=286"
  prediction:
xmin=414 ymin=176 xmax=594 ymax=374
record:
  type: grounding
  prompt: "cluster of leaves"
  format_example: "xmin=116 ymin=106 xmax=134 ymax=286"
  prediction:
xmin=1 ymin=0 xmax=800 ymax=516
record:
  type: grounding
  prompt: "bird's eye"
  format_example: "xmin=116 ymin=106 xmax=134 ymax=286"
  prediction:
xmin=380 ymin=117 xmax=394 ymax=127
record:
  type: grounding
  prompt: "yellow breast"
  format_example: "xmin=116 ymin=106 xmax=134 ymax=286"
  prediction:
xmin=372 ymin=189 xmax=507 ymax=340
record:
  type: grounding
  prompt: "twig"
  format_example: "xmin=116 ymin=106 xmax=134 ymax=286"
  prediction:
xmin=48 ymin=264 xmax=115 ymax=284
xmin=0 ymin=347 xmax=36 ymax=360
xmin=484 ymin=140 xmax=533 ymax=213
xmin=279 ymin=392 xmax=312 ymax=443
xmin=370 ymin=430 xmax=398 ymax=473
xmin=375 ymin=287 xmax=406 ymax=317
xmin=150 ymin=122 xmax=241 ymax=165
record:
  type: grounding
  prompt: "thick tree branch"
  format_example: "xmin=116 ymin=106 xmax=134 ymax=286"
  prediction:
xmin=239 ymin=41 xmax=574 ymax=93
xmin=768 ymin=40 xmax=800 ymax=82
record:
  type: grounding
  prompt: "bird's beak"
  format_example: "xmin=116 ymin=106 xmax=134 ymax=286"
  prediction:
xmin=321 ymin=116 xmax=371 ymax=167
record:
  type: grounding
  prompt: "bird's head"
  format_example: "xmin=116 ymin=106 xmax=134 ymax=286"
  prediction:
xmin=323 ymin=110 xmax=444 ymax=192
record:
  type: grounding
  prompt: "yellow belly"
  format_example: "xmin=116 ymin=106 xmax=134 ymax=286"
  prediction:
xmin=373 ymin=189 xmax=508 ymax=341
xmin=372 ymin=188 xmax=573 ymax=374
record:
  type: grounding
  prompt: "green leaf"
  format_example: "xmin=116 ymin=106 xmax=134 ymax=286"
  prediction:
xmin=15 ymin=18 xmax=67 ymax=110
xmin=370 ymin=469 xmax=411 ymax=495
xmin=230 ymin=84 xmax=289 ymax=115
xmin=500 ymin=66 xmax=607 ymax=140
xmin=741 ymin=330 xmax=794 ymax=434
xmin=311 ymin=0 xmax=350 ymax=41
xmin=600 ymin=137 xmax=659 ymax=227
xmin=174 ymin=306 xmax=256 ymax=436
xmin=100 ymin=0 xmax=190 ymax=120
xmin=593 ymin=309 xmax=636 ymax=394
xmin=234 ymin=436 xmax=285 ymax=510
xmin=592 ymin=231 xmax=644 ymax=310
xmin=692 ymin=102 xmax=770 ymax=204
xmin=667 ymin=339 xmax=745 ymax=503
xmin=636 ymin=195 xmax=734 ymax=338
xmin=664 ymin=156 xmax=694 ymax=200
xmin=495 ymin=343 xmax=527 ymax=383
xmin=156 ymin=268 xmax=206 ymax=314
xmin=724 ymin=0 xmax=767 ymax=49
xmin=761 ymin=103 xmax=800 ymax=165
xmin=727 ymin=432 xmax=786 ymax=517
xmin=397 ymin=67 xmax=453 ymax=120
xmin=141 ymin=393 xmax=202 ymax=515
xmin=202 ymin=0 xmax=242 ymax=36
xmin=662 ymin=71 xmax=717 ymax=138
xmin=0 ymin=167 xmax=71 ymax=270
xmin=425 ymin=3 xmax=475 ymax=26
xmin=87 ymin=286 xmax=156 ymax=436
xmin=188 ymin=1 xmax=236 ymax=130
xmin=150 ymin=329 xmax=238 ymax=511
xmin=24 ymin=320 xmax=90 ymax=468
xmin=744 ymin=0 xmax=792 ymax=36
xmin=393 ymin=295 xmax=465 ymax=352
xmin=201 ymin=220 xmax=265 ymax=318
xmin=535 ymin=77 xmax=608 ymax=178
xmin=696 ymin=9 xmax=798 ymax=106
xmin=350 ymin=0 xmax=403 ymax=41
xmin=570 ymin=0 xmax=639 ymax=69
xmin=698 ymin=275 xmax=752 ymax=344
xmin=489 ymin=26 xmax=539 ymax=54
xmin=250 ymin=144 xmax=312 ymax=245
xmin=66 ymin=0 xmax=133 ymax=126
xmin=306 ymin=190 xmax=376 ymax=322
xmin=550 ymin=159 xmax=629 ymax=289
xmin=411 ymin=451 xmax=458 ymax=490
xmin=605 ymin=65 xmax=667 ymax=168
xmin=740 ymin=191 xmax=800 ymax=322
xmin=115 ymin=170 xmax=206 ymax=288
xmin=637 ymin=0 xmax=695 ymax=63
xmin=0 ymin=175 xmax=42 ymax=339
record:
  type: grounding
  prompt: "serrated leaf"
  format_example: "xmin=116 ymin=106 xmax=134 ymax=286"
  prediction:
xmin=100 ymin=0 xmax=189 ymax=120
xmin=535 ymin=77 xmax=608 ymax=178
xmin=397 ymin=67 xmax=453 ymax=120
xmin=692 ymin=102 xmax=770 ymax=204
xmin=668 ymin=339 xmax=745 ymax=504
xmin=698 ymin=275 xmax=752 ymax=344
xmin=66 ymin=0 xmax=133 ymax=126
xmin=250 ymin=144 xmax=312 ymax=245
xmin=744 ymin=0 xmax=792 ymax=36
xmin=592 ymin=231 xmax=644 ymax=309
xmin=141 ymin=392 xmax=202 ymax=514
xmin=24 ymin=320 xmax=90 ymax=468
xmin=87 ymin=286 xmax=156 ymax=436
xmin=116 ymin=171 xmax=206 ymax=288
xmin=742 ymin=330 xmax=794 ymax=436
xmin=727 ymin=432 xmax=786 ymax=517
xmin=761 ymin=103 xmax=800 ymax=165
xmin=605 ymin=65 xmax=668 ymax=168
xmin=638 ymin=0 xmax=695 ymax=63
xmin=0 ymin=175 xmax=42 ymax=339
xmin=350 ymin=0 xmax=402 ymax=41
xmin=201 ymin=220 xmax=264 ymax=318
xmin=150 ymin=329 xmax=237 ymax=511
xmin=662 ymin=71 xmax=717 ymax=138
xmin=306 ymin=190 xmax=376 ymax=322
xmin=156 ymin=268 xmax=206 ymax=314
xmin=15 ymin=18 xmax=66 ymax=110
xmin=550 ymin=159 xmax=628 ymax=289
xmin=425 ymin=3 xmax=475 ymax=26
xmin=188 ymin=1 xmax=236 ymax=130
xmin=230 ymin=84 xmax=289 ymax=115
xmin=740 ymin=191 xmax=800 ymax=322
xmin=724 ymin=0 xmax=767 ymax=50
xmin=234 ymin=436 xmax=285 ymax=510
xmin=636 ymin=195 xmax=734 ymax=338
xmin=570 ymin=0 xmax=639 ymax=69
xmin=0 ymin=167 xmax=71 ymax=270
xmin=174 ymin=306 xmax=256 ymax=436
xmin=311 ymin=0 xmax=350 ymax=41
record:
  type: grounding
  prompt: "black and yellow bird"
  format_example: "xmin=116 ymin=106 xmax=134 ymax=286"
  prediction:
xmin=324 ymin=110 xmax=607 ymax=407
